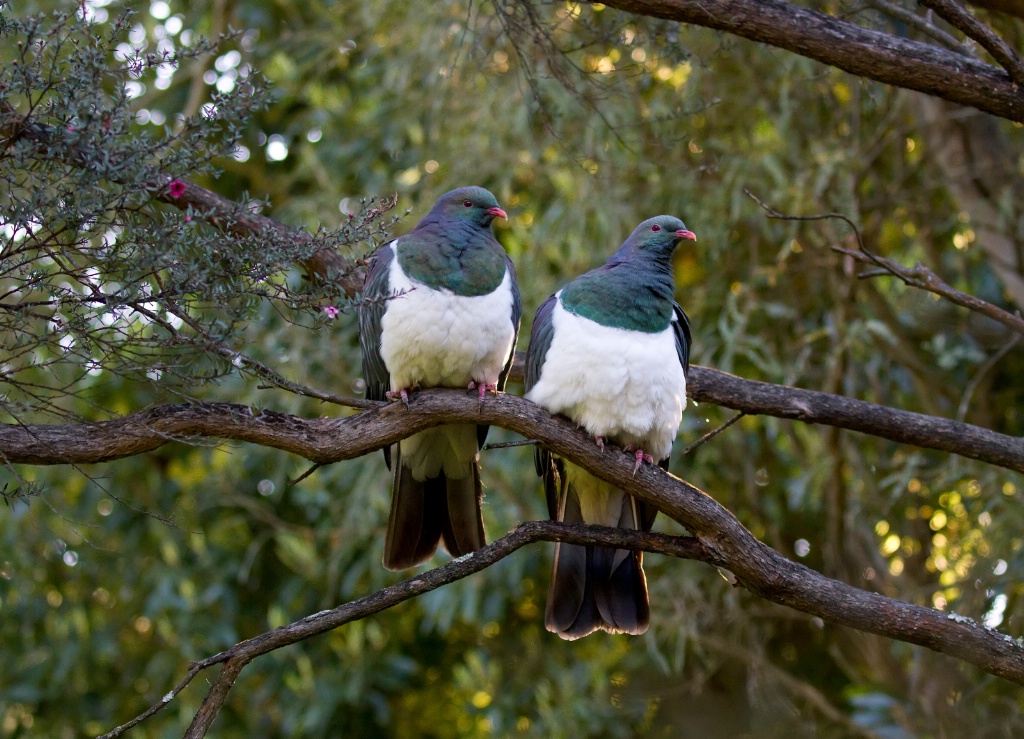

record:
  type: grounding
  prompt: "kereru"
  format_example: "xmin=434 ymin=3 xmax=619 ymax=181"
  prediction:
xmin=524 ymin=215 xmax=695 ymax=639
xmin=359 ymin=186 xmax=521 ymax=571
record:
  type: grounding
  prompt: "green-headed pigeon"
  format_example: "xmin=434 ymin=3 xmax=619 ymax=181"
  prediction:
xmin=359 ymin=186 xmax=521 ymax=571
xmin=524 ymin=215 xmax=695 ymax=639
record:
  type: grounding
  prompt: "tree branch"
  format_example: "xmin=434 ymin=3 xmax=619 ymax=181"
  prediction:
xmin=744 ymin=188 xmax=1024 ymax=337
xmin=834 ymin=245 xmax=1024 ymax=336
xmin=105 ymin=507 xmax=1024 ymax=737
xmin=101 ymin=522 xmax=708 ymax=738
xmin=153 ymin=178 xmax=365 ymax=296
xmin=920 ymin=0 xmax=1024 ymax=87
xmin=588 ymin=0 xmax=1024 ymax=122
xmin=3 ymin=372 xmax=1022 ymax=471
xmin=15 ymin=392 xmax=1024 ymax=725
xmin=685 ymin=366 xmax=1024 ymax=470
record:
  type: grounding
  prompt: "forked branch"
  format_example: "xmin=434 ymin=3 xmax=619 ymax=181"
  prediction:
xmin=80 ymin=393 xmax=1024 ymax=736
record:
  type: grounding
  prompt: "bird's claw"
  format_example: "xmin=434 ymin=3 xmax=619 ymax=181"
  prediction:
xmin=467 ymin=380 xmax=498 ymax=401
xmin=594 ymin=436 xmax=605 ymax=450
xmin=385 ymin=384 xmax=418 ymax=408
xmin=625 ymin=446 xmax=655 ymax=476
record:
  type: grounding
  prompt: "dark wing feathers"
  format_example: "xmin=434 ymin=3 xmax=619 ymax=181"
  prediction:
xmin=525 ymin=294 xmax=557 ymax=483
xmin=672 ymin=302 xmax=692 ymax=379
xmin=359 ymin=243 xmax=395 ymax=469
xmin=359 ymin=243 xmax=394 ymax=403
xmin=524 ymin=294 xmax=556 ymax=393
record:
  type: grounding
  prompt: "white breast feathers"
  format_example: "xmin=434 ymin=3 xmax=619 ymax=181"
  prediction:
xmin=525 ymin=297 xmax=686 ymax=460
xmin=379 ymin=242 xmax=517 ymax=392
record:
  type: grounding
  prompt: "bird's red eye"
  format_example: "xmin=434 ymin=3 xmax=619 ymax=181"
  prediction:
xmin=651 ymin=224 xmax=662 ymax=232
xmin=463 ymin=199 xmax=473 ymax=208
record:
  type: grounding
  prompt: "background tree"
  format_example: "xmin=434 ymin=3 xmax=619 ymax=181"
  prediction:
xmin=1 ymin=0 xmax=1023 ymax=737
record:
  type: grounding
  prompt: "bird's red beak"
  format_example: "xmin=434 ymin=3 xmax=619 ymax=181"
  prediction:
xmin=488 ymin=206 xmax=508 ymax=220
xmin=676 ymin=229 xmax=697 ymax=241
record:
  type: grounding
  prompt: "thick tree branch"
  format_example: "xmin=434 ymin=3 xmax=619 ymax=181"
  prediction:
xmin=3 ymin=376 xmax=1023 ymax=472
xmin=589 ymin=0 xmax=1024 ymax=122
xmin=3 ymin=371 xmax=1023 ymax=472
xmin=685 ymin=366 xmax=1024 ymax=471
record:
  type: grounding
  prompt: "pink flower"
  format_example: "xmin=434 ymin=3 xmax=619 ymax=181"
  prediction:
xmin=323 ymin=305 xmax=340 ymax=319
xmin=184 ymin=215 xmax=192 ymax=222
xmin=168 ymin=179 xmax=186 ymax=198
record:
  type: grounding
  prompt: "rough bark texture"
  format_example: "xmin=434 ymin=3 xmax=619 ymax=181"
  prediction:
xmin=592 ymin=0 xmax=1024 ymax=122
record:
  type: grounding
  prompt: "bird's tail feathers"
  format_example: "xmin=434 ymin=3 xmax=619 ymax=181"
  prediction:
xmin=439 ymin=464 xmax=485 ymax=558
xmin=544 ymin=476 xmax=650 ymax=639
xmin=382 ymin=445 xmax=485 ymax=571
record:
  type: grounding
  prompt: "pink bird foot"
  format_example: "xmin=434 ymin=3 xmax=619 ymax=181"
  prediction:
xmin=385 ymin=383 xmax=419 ymax=407
xmin=624 ymin=446 xmax=655 ymax=475
xmin=467 ymin=380 xmax=498 ymax=400
xmin=594 ymin=436 xmax=605 ymax=450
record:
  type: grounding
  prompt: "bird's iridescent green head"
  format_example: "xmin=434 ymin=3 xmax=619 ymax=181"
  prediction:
xmin=426 ymin=186 xmax=508 ymax=229
xmin=618 ymin=215 xmax=697 ymax=260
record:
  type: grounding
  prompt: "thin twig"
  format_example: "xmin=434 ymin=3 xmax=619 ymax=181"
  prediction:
xmin=744 ymin=188 xmax=1024 ymax=338
xmin=134 ymin=301 xmax=379 ymax=410
xmin=482 ymin=438 xmax=540 ymax=450
xmin=743 ymin=188 xmax=866 ymax=251
xmin=866 ymin=0 xmax=970 ymax=52
xmin=957 ymin=333 xmax=1022 ymax=421
xmin=254 ymin=382 xmax=380 ymax=410
xmin=682 ymin=412 xmax=745 ymax=455
xmin=97 ymin=661 xmax=209 ymax=739
xmin=287 ymin=462 xmax=324 ymax=488
xmin=855 ymin=267 xmax=893 ymax=279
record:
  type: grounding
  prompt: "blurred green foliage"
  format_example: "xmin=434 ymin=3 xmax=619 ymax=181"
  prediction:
xmin=2 ymin=0 xmax=1023 ymax=737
